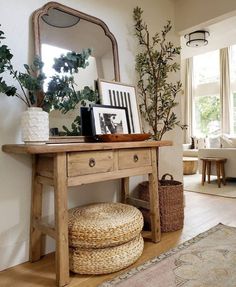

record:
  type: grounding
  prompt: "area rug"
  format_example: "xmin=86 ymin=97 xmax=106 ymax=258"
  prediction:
xmin=184 ymin=173 xmax=236 ymax=198
xmin=99 ymin=224 xmax=236 ymax=287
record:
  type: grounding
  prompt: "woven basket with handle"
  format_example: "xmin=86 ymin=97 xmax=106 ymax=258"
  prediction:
xmin=139 ymin=173 xmax=184 ymax=232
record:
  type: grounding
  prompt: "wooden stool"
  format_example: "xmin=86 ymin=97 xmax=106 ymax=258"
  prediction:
xmin=200 ymin=157 xmax=227 ymax=188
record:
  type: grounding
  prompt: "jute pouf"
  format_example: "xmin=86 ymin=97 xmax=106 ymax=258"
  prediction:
xmin=68 ymin=202 xmax=144 ymax=248
xmin=69 ymin=234 xmax=144 ymax=274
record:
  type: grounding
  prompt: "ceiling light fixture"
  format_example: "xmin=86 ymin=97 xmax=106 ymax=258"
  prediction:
xmin=184 ymin=30 xmax=210 ymax=47
xmin=42 ymin=8 xmax=80 ymax=28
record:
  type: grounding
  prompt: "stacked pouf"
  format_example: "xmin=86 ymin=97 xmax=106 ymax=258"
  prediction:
xmin=68 ymin=202 xmax=144 ymax=274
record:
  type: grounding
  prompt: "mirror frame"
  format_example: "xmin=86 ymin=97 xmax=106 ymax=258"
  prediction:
xmin=32 ymin=2 xmax=120 ymax=106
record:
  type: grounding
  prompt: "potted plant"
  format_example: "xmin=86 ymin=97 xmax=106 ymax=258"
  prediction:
xmin=0 ymin=25 xmax=96 ymax=142
xmin=0 ymin=26 xmax=49 ymax=143
xmin=133 ymin=7 xmax=186 ymax=141
xmin=133 ymin=8 xmax=186 ymax=232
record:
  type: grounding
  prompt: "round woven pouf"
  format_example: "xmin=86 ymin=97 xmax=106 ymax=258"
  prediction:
xmin=69 ymin=234 xmax=144 ymax=274
xmin=68 ymin=202 xmax=144 ymax=248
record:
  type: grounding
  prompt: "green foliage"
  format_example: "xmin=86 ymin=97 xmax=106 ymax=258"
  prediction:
xmin=196 ymin=95 xmax=220 ymax=135
xmin=0 ymin=25 xmax=97 ymax=135
xmin=0 ymin=26 xmax=46 ymax=106
xmin=53 ymin=50 xmax=92 ymax=74
xmin=43 ymin=50 xmax=98 ymax=135
xmin=133 ymin=7 xmax=186 ymax=140
xmin=62 ymin=116 xmax=81 ymax=136
xmin=44 ymin=49 xmax=97 ymax=114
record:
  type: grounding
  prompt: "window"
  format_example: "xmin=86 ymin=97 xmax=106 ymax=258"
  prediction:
xmin=192 ymin=50 xmax=221 ymax=137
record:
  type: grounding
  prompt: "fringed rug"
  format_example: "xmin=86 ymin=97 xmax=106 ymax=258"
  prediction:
xmin=99 ymin=224 xmax=236 ymax=287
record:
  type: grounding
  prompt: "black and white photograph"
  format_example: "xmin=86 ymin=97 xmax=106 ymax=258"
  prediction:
xmin=98 ymin=79 xmax=141 ymax=134
xmin=91 ymin=105 xmax=130 ymax=135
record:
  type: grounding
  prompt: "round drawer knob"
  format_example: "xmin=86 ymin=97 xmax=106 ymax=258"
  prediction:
xmin=133 ymin=154 xmax=139 ymax=163
xmin=89 ymin=158 xmax=96 ymax=167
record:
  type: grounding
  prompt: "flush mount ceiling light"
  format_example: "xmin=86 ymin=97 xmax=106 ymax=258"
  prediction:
xmin=42 ymin=8 xmax=80 ymax=28
xmin=184 ymin=30 xmax=210 ymax=47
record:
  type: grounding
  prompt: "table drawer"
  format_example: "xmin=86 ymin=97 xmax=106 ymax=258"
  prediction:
xmin=67 ymin=151 xmax=113 ymax=176
xmin=118 ymin=148 xmax=151 ymax=170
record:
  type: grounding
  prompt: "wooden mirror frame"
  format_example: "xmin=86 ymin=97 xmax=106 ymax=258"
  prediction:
xmin=32 ymin=1 xmax=120 ymax=106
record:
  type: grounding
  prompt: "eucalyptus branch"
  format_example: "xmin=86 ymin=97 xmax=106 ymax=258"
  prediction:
xmin=14 ymin=93 xmax=29 ymax=106
xmin=9 ymin=66 xmax=31 ymax=106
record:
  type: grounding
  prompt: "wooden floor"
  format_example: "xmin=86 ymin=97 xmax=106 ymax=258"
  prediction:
xmin=1 ymin=191 xmax=236 ymax=287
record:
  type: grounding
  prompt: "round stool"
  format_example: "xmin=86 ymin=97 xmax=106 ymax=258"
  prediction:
xmin=68 ymin=203 xmax=144 ymax=274
xmin=69 ymin=234 xmax=144 ymax=274
xmin=68 ymin=202 xmax=144 ymax=248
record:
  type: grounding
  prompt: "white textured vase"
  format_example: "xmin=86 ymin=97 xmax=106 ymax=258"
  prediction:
xmin=21 ymin=107 xmax=49 ymax=144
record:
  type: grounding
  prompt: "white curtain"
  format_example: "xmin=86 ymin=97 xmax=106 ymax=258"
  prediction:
xmin=220 ymin=48 xmax=232 ymax=134
xmin=183 ymin=58 xmax=193 ymax=143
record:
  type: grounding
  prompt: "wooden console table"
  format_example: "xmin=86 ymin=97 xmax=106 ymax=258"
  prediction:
xmin=2 ymin=140 xmax=171 ymax=286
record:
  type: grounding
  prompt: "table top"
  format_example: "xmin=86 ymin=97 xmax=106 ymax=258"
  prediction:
xmin=2 ymin=140 xmax=172 ymax=154
xmin=200 ymin=157 xmax=227 ymax=162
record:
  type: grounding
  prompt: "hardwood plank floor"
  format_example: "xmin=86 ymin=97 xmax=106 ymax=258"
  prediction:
xmin=1 ymin=191 xmax=236 ymax=287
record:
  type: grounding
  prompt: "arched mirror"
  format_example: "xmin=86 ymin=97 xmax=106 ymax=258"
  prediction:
xmin=32 ymin=1 xmax=120 ymax=137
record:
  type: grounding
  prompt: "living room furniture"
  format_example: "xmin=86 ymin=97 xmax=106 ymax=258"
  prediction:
xmin=183 ymin=143 xmax=198 ymax=157
xmin=68 ymin=203 xmax=144 ymax=274
xmin=183 ymin=157 xmax=198 ymax=175
xmin=2 ymin=140 xmax=171 ymax=287
xmin=200 ymin=157 xmax=227 ymax=188
xmin=198 ymin=148 xmax=236 ymax=178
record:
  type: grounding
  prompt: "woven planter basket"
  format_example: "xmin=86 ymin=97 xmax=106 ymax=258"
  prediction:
xmin=69 ymin=234 xmax=144 ymax=274
xmin=139 ymin=174 xmax=184 ymax=232
xmin=68 ymin=202 xmax=144 ymax=248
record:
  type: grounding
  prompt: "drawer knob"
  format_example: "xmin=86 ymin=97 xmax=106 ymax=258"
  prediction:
xmin=89 ymin=158 xmax=96 ymax=167
xmin=133 ymin=154 xmax=139 ymax=162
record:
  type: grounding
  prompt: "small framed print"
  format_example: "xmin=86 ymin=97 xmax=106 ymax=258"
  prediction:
xmin=98 ymin=79 xmax=141 ymax=134
xmin=91 ymin=105 xmax=130 ymax=135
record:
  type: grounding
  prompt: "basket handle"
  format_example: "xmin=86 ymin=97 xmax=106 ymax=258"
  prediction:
xmin=161 ymin=173 xmax=174 ymax=181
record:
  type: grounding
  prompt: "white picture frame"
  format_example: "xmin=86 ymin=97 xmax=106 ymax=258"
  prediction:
xmin=98 ymin=79 xmax=141 ymax=134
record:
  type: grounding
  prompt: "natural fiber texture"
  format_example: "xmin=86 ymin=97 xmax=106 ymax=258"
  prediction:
xmin=99 ymin=224 xmax=236 ymax=287
xmin=69 ymin=234 xmax=144 ymax=274
xmin=139 ymin=174 xmax=184 ymax=232
xmin=68 ymin=203 xmax=144 ymax=248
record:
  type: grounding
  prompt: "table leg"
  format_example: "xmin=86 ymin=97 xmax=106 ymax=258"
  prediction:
xmin=207 ymin=161 xmax=211 ymax=183
xmin=216 ymin=162 xmax=221 ymax=188
xmin=148 ymin=148 xmax=161 ymax=243
xmin=121 ymin=178 xmax=129 ymax=204
xmin=30 ymin=155 xmax=43 ymax=262
xmin=54 ymin=153 xmax=70 ymax=287
xmin=201 ymin=160 xmax=206 ymax=185
xmin=221 ymin=162 xmax=226 ymax=185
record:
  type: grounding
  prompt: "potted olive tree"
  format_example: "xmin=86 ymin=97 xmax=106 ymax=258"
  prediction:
xmin=0 ymin=26 xmax=96 ymax=142
xmin=133 ymin=8 xmax=186 ymax=232
xmin=133 ymin=7 xmax=186 ymax=140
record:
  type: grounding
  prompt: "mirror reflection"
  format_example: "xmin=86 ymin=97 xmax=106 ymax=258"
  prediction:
xmin=33 ymin=3 xmax=119 ymax=135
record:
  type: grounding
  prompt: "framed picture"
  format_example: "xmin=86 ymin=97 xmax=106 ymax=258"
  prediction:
xmin=91 ymin=105 xmax=130 ymax=135
xmin=98 ymin=79 xmax=141 ymax=134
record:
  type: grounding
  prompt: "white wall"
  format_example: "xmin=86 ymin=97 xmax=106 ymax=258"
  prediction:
xmin=0 ymin=0 xmax=182 ymax=270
